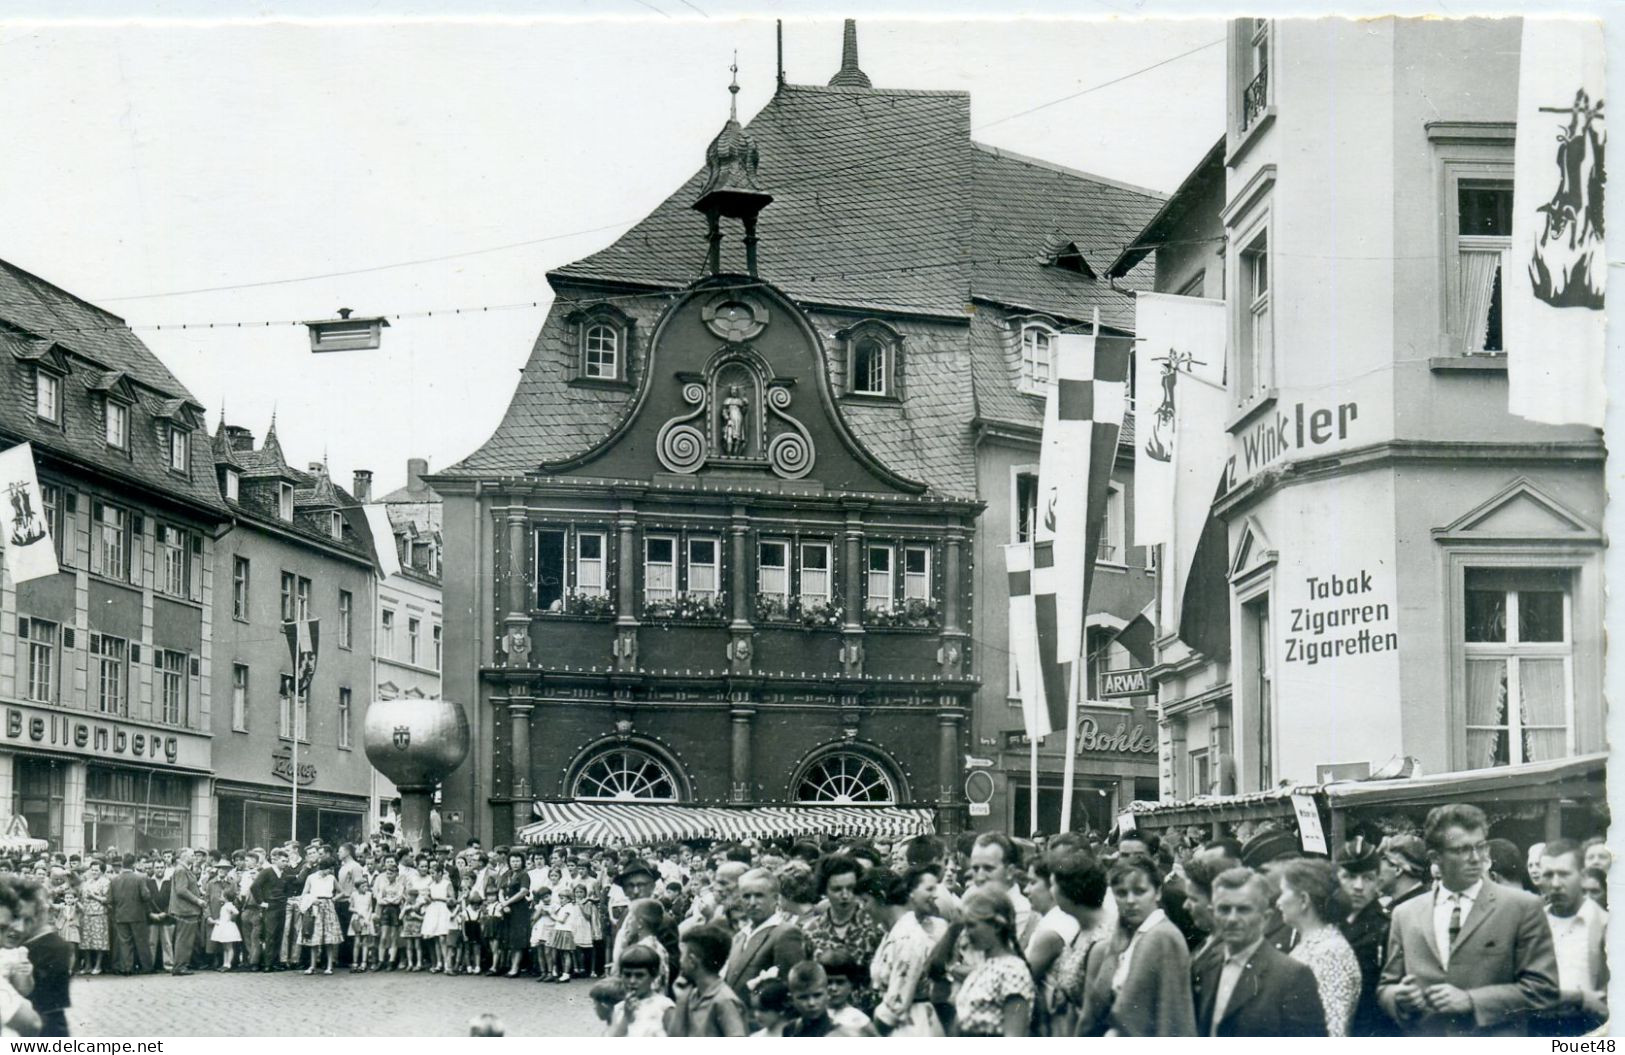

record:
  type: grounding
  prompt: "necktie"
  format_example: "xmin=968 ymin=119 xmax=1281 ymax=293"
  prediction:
xmin=1447 ymin=895 xmax=1462 ymax=950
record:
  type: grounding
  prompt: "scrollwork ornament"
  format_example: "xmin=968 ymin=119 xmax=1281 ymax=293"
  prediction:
xmin=655 ymin=382 xmax=710 ymax=474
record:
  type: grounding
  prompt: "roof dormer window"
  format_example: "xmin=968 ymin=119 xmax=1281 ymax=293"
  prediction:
xmin=104 ymin=399 xmax=129 ymax=450
xmin=223 ymin=469 xmax=240 ymax=502
xmin=278 ymin=482 xmax=295 ymax=522
xmin=566 ymin=303 xmax=635 ymax=387
xmin=330 ymin=511 xmax=344 ymax=540
xmin=839 ymin=320 xmax=903 ymax=401
xmin=34 ymin=369 xmax=60 ymax=424
xmin=168 ymin=426 xmax=190 ymax=474
xmin=1019 ymin=321 xmax=1057 ymax=395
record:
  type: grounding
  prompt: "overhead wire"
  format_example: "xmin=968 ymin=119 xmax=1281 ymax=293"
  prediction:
xmin=73 ymin=37 xmax=1225 ymax=306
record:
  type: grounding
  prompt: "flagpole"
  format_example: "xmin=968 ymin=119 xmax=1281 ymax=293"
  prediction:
xmin=1059 ymin=660 xmax=1080 ymax=833
xmin=292 ymin=691 xmax=300 ymax=842
xmin=1029 ymin=737 xmax=1040 ymax=837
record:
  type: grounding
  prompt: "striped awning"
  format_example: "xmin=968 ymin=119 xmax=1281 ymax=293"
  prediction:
xmin=518 ymin=802 xmax=936 ymax=847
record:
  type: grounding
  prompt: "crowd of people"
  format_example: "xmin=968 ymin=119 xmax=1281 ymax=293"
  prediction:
xmin=0 ymin=801 xmax=1610 ymax=1038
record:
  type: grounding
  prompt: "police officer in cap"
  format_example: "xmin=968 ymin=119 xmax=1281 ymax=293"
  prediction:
xmin=1336 ymin=836 xmax=1389 ymax=1036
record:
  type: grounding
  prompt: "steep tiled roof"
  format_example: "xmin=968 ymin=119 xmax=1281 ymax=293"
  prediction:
xmin=451 ymin=76 xmax=1163 ymax=489
xmin=968 ymin=144 xmax=1163 ymax=329
xmin=0 ymin=260 xmax=228 ymax=518
xmin=555 ymin=83 xmax=974 ymax=317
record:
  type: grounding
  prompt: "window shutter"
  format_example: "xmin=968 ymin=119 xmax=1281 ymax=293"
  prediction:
xmin=62 ymin=628 xmax=75 ymax=650
xmin=191 ymin=533 xmax=203 ymax=555
xmin=131 ymin=514 xmax=144 ymax=535
xmin=64 ymin=491 xmax=77 ymax=514
xmin=17 ymin=620 xmax=28 ymax=641
xmin=190 ymin=656 xmax=201 ymax=677
xmin=130 ymin=644 xmax=141 ymax=665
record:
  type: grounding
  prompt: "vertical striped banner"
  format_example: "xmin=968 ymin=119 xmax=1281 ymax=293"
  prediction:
xmin=1004 ymin=542 xmax=1051 ymax=740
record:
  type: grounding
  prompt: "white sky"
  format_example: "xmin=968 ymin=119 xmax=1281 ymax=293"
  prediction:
xmin=0 ymin=16 xmax=1228 ymax=494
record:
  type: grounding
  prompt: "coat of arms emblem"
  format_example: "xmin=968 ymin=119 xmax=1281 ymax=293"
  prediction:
xmin=392 ymin=725 xmax=411 ymax=750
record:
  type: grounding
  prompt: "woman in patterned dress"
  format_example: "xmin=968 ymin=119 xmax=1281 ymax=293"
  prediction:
xmin=861 ymin=866 xmax=948 ymax=1037
xmin=78 ymin=861 xmax=110 ymax=974
xmin=1270 ymin=857 xmax=1362 ymax=1037
xmin=950 ymin=888 xmax=1035 ymax=1037
xmin=805 ymin=854 xmax=886 ymax=1009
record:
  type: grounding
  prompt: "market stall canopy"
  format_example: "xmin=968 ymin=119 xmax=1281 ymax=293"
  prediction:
xmin=519 ymin=802 xmax=936 ymax=847
xmin=1124 ymin=751 xmax=1607 ymax=831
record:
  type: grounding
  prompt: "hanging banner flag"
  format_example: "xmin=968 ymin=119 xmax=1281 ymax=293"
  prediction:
xmin=1168 ymin=326 xmax=1231 ymax=650
xmin=1037 ymin=330 xmax=1097 ymax=679
xmin=1506 ymin=18 xmax=1606 ymax=428
xmin=1003 ymin=543 xmax=1051 ymax=741
xmin=363 ymin=503 xmax=402 ymax=579
xmin=0 ymin=443 xmax=59 ymax=585
xmin=283 ymin=618 xmax=321 ymax=695
xmin=1134 ymin=293 xmax=1227 ymax=549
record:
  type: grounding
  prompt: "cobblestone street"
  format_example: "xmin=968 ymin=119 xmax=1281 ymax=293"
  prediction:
xmin=66 ymin=969 xmax=603 ymax=1037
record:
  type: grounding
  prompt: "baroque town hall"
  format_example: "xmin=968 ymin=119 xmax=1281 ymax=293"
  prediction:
xmin=433 ymin=26 xmax=1163 ymax=844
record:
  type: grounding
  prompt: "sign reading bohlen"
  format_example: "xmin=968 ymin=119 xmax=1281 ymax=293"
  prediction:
xmin=1097 ymin=667 xmax=1151 ymax=699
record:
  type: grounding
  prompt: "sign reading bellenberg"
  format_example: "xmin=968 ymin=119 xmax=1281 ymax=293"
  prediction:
xmin=1 ymin=701 xmax=209 ymax=770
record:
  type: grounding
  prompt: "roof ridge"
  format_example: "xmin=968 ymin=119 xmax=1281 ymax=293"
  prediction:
xmin=781 ymin=82 xmax=970 ymax=99
xmin=971 ymin=141 xmax=1169 ymax=200
xmin=0 ymin=258 xmax=130 ymax=326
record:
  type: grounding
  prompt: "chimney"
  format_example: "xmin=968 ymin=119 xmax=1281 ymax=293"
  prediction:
xmin=353 ymin=470 xmax=373 ymax=503
xmin=224 ymin=425 xmax=255 ymax=452
xmin=407 ymin=458 xmax=428 ymax=492
xmin=827 ymin=19 xmax=872 ymax=89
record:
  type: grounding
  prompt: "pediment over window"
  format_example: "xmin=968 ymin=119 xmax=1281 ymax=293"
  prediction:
xmin=9 ymin=337 xmax=71 ymax=375
xmin=87 ymin=370 xmax=137 ymax=404
xmin=1228 ymin=516 xmax=1276 ymax=582
xmin=1433 ymin=477 xmax=1602 ymax=544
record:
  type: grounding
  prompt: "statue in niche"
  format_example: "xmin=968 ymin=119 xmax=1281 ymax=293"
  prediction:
xmin=721 ymin=384 xmax=749 ymax=456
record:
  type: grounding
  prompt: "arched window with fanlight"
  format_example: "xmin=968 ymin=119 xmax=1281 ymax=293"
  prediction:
xmin=572 ymin=747 xmax=681 ymax=801
xmin=1020 ymin=321 xmax=1056 ymax=394
xmin=794 ymin=752 xmax=898 ymax=805
xmin=566 ymin=303 xmax=635 ymax=386
xmin=583 ymin=324 xmax=619 ymax=379
xmin=840 ymin=321 xmax=903 ymax=400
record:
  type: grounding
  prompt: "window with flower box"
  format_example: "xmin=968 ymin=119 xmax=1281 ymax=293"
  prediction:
xmin=642 ymin=531 xmax=727 ymax=621
xmin=535 ymin=526 xmax=614 ymax=617
xmin=754 ymin=538 xmax=841 ymax=627
xmin=864 ymin=541 xmax=939 ymax=628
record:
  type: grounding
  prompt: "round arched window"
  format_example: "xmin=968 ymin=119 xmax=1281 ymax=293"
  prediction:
xmin=572 ymin=748 xmax=679 ymax=802
xmin=795 ymin=753 xmax=897 ymax=805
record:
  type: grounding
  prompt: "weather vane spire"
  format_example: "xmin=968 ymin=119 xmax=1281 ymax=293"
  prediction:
xmin=729 ymin=50 xmax=739 ymax=121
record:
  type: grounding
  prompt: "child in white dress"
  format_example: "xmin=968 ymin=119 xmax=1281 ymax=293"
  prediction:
xmin=210 ymin=893 xmax=242 ymax=971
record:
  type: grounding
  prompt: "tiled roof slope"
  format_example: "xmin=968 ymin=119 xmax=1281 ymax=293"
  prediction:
xmin=968 ymin=145 xmax=1164 ymax=329
xmin=214 ymin=420 xmax=378 ymax=566
xmin=556 ymin=84 xmax=974 ymax=317
xmin=0 ymin=261 xmax=228 ymax=518
xmin=965 ymin=311 xmax=1136 ymax=447
xmin=451 ymin=79 xmax=1162 ymax=488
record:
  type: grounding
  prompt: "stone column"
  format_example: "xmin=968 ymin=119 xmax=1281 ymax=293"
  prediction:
xmin=938 ymin=521 xmax=968 ymax=678
xmin=509 ymin=694 xmax=534 ymax=800
xmin=728 ymin=507 xmax=753 ymax=674
xmin=729 ymin=700 xmax=755 ymax=803
xmin=502 ymin=509 xmax=529 ymax=623
xmin=840 ymin=505 xmax=866 ymax=675
xmin=62 ymin=761 xmax=87 ymax=858
xmin=937 ymin=702 xmax=962 ymax=834
xmin=614 ymin=502 xmax=639 ymax=672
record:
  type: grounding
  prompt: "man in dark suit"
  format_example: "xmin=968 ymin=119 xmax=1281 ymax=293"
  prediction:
xmin=1337 ymin=837 xmax=1392 ymax=1036
xmin=250 ymin=850 xmax=289 ymax=971
xmin=22 ymin=882 xmax=73 ymax=1036
xmin=1378 ymin=803 xmax=1559 ymax=1036
xmin=106 ymin=855 xmax=156 ymax=976
xmin=167 ymin=849 xmax=203 ymax=976
xmin=721 ymin=869 xmax=808 ymax=1005
xmin=1192 ymin=867 xmax=1326 ymax=1036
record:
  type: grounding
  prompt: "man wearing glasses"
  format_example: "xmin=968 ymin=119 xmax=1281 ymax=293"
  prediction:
xmin=1377 ymin=803 xmax=1558 ymax=1035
